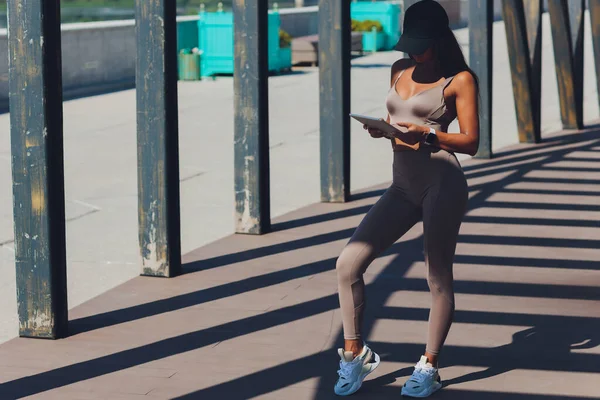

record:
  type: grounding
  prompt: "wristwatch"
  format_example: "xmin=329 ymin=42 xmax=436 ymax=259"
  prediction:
xmin=424 ymin=127 xmax=437 ymax=145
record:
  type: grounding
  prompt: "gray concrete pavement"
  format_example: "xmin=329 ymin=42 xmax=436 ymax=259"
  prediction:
xmin=0 ymin=13 xmax=597 ymax=344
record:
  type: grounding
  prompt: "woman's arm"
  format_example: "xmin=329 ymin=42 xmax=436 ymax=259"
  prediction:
xmin=394 ymin=71 xmax=480 ymax=156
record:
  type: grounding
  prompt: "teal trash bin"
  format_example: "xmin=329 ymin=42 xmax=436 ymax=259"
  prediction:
xmin=178 ymin=49 xmax=202 ymax=81
xmin=351 ymin=1 xmax=401 ymax=51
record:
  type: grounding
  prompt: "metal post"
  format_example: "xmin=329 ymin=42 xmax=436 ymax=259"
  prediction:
xmin=590 ymin=0 xmax=600 ymax=113
xmin=548 ymin=0 xmax=585 ymax=130
xmin=470 ymin=0 xmax=493 ymax=158
xmin=501 ymin=0 xmax=542 ymax=143
xmin=319 ymin=0 xmax=351 ymax=203
xmin=7 ymin=0 xmax=68 ymax=338
xmin=135 ymin=0 xmax=182 ymax=277
xmin=233 ymin=0 xmax=270 ymax=234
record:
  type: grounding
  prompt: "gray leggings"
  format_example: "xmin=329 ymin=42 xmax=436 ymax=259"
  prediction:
xmin=336 ymin=149 xmax=468 ymax=356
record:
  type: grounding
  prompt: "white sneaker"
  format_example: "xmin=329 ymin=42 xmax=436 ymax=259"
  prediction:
xmin=401 ymin=356 xmax=442 ymax=398
xmin=334 ymin=343 xmax=381 ymax=396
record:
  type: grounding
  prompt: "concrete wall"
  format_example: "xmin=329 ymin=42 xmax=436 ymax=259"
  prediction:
xmin=280 ymin=6 xmax=318 ymax=37
xmin=0 ymin=20 xmax=137 ymax=112
xmin=60 ymin=20 xmax=137 ymax=99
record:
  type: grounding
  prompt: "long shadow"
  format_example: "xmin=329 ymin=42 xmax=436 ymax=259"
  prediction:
xmin=458 ymin=233 xmax=600 ymax=249
xmin=388 ymin=278 xmax=600 ymax=301
xmin=563 ymin=157 xmax=600 ymax=162
xmin=272 ymin=205 xmax=372 ymax=232
xmin=70 ymin=257 xmax=337 ymax=335
xmin=453 ymin=254 xmax=599 ymax=270
xmin=514 ymin=177 xmax=600 ymax=185
xmin=185 ymin=228 xmax=355 ymax=272
xmin=542 ymin=166 xmax=600 ymax=172
xmin=377 ymin=306 xmax=600 ymax=328
xmin=440 ymin=323 xmax=600 ymax=389
xmin=501 ymin=188 xmax=600 ymax=197
xmin=480 ymin=201 xmax=600 ymax=212
xmin=349 ymin=188 xmax=387 ymax=201
xmin=467 ymin=176 xmax=600 ymax=192
xmin=463 ymin=215 xmax=600 ymax=228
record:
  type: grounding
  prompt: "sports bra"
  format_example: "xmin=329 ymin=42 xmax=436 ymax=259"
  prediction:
xmin=385 ymin=66 xmax=456 ymax=151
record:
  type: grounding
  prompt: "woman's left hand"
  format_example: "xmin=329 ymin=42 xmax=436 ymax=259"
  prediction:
xmin=392 ymin=122 xmax=428 ymax=144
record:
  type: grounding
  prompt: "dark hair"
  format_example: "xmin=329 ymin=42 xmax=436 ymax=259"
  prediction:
xmin=432 ymin=29 xmax=479 ymax=90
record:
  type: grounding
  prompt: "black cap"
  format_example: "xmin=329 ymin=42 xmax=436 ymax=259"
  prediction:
xmin=394 ymin=0 xmax=450 ymax=55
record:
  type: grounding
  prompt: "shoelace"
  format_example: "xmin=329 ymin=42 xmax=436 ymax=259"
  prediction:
xmin=409 ymin=364 xmax=436 ymax=383
xmin=337 ymin=360 xmax=358 ymax=379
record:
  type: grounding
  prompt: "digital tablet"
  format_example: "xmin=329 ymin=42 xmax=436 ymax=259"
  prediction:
xmin=349 ymin=113 xmax=407 ymax=139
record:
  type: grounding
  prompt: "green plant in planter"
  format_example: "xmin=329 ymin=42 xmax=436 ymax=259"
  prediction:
xmin=351 ymin=19 xmax=384 ymax=32
xmin=279 ymin=29 xmax=292 ymax=48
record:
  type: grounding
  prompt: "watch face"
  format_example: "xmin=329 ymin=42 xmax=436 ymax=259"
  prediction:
xmin=426 ymin=133 xmax=436 ymax=144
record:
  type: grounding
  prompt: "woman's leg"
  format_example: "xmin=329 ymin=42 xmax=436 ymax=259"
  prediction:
xmin=337 ymin=186 xmax=421 ymax=355
xmin=421 ymin=158 xmax=468 ymax=366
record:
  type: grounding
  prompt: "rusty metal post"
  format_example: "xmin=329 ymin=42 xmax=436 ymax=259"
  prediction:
xmin=590 ymin=0 xmax=600 ymax=112
xmin=135 ymin=0 xmax=182 ymax=277
xmin=469 ymin=0 xmax=493 ymax=158
xmin=548 ymin=0 xmax=585 ymax=130
xmin=7 ymin=0 xmax=68 ymax=338
xmin=233 ymin=0 xmax=270 ymax=234
xmin=319 ymin=0 xmax=351 ymax=202
xmin=502 ymin=0 xmax=542 ymax=143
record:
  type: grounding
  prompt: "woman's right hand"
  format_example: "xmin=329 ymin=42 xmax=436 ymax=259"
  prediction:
xmin=363 ymin=124 xmax=385 ymax=139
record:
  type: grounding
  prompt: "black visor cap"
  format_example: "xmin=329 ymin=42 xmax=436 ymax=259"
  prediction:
xmin=394 ymin=0 xmax=450 ymax=55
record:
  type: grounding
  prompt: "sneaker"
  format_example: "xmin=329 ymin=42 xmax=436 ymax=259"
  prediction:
xmin=401 ymin=356 xmax=442 ymax=398
xmin=334 ymin=343 xmax=381 ymax=396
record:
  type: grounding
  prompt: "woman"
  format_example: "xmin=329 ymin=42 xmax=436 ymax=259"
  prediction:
xmin=334 ymin=1 xmax=479 ymax=397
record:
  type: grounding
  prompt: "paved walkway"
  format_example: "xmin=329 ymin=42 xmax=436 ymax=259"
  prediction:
xmin=0 ymin=124 xmax=598 ymax=398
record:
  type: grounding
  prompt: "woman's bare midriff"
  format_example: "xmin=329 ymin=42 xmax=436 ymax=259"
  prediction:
xmin=392 ymin=138 xmax=421 ymax=152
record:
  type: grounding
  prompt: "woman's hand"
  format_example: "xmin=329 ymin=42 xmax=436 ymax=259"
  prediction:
xmin=363 ymin=124 xmax=385 ymax=139
xmin=392 ymin=122 xmax=428 ymax=145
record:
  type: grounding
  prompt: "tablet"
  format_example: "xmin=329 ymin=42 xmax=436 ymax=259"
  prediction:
xmin=349 ymin=113 xmax=406 ymax=139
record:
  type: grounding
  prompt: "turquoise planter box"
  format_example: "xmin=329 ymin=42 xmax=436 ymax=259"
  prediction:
xmin=351 ymin=1 xmax=401 ymax=50
xmin=198 ymin=11 xmax=285 ymax=77
xmin=362 ymin=30 xmax=387 ymax=52
xmin=278 ymin=47 xmax=292 ymax=71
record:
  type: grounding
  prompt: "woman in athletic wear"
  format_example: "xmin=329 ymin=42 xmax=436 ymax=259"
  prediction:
xmin=334 ymin=1 xmax=479 ymax=397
